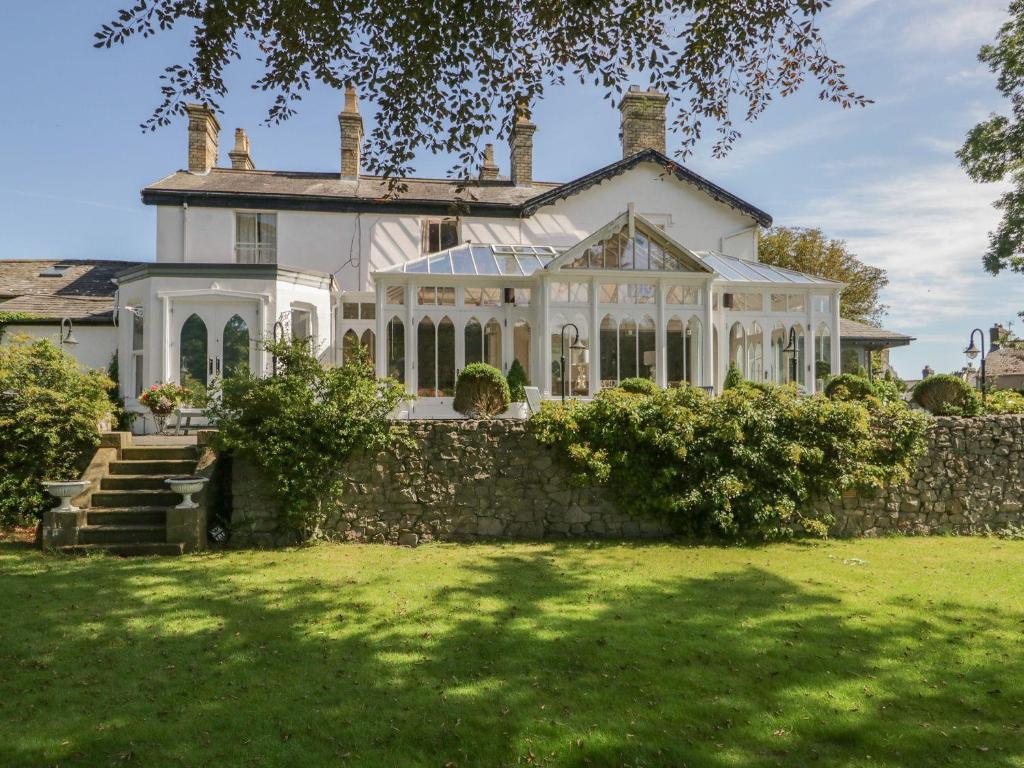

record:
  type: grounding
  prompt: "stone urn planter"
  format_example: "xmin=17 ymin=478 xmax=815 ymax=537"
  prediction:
xmin=165 ymin=476 xmax=209 ymax=509
xmin=42 ymin=480 xmax=91 ymax=512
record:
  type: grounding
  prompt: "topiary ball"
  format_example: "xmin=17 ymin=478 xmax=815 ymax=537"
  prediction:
xmin=453 ymin=363 xmax=511 ymax=417
xmin=824 ymin=373 xmax=875 ymax=401
xmin=911 ymin=374 xmax=981 ymax=416
xmin=618 ymin=377 xmax=659 ymax=395
xmin=506 ymin=359 xmax=529 ymax=402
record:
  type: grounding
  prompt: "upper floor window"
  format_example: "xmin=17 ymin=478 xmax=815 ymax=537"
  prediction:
xmin=342 ymin=302 xmax=376 ymax=320
xmin=771 ymin=293 xmax=805 ymax=313
xmin=418 ymin=286 xmax=456 ymax=306
xmin=550 ymin=280 xmax=591 ymax=304
xmin=665 ymin=285 xmax=700 ymax=305
xmin=422 ymin=218 xmax=459 ymax=254
xmin=726 ymin=292 xmax=764 ymax=312
xmin=235 ymin=212 xmax=277 ymax=264
xmin=464 ymin=287 xmax=502 ymax=307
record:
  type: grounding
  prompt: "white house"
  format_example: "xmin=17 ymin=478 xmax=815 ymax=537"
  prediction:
xmin=2 ymin=86 xmax=873 ymax=426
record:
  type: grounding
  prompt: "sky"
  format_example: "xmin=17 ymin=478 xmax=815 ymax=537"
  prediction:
xmin=1 ymin=0 xmax=1021 ymax=376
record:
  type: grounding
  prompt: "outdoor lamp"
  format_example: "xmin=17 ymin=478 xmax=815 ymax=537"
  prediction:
xmin=59 ymin=317 xmax=78 ymax=348
xmin=559 ymin=322 xmax=582 ymax=402
xmin=964 ymin=328 xmax=987 ymax=405
xmin=271 ymin=319 xmax=285 ymax=375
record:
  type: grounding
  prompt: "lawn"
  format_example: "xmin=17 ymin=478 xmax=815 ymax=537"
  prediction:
xmin=1 ymin=539 xmax=1023 ymax=767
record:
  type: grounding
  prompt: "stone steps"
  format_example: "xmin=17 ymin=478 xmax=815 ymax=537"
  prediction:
xmin=79 ymin=524 xmax=166 ymax=545
xmin=121 ymin=447 xmax=197 ymax=461
xmin=101 ymin=475 xmax=179 ymax=491
xmin=86 ymin=508 xmax=166 ymax=526
xmin=108 ymin=459 xmax=196 ymax=476
xmin=91 ymin=489 xmax=180 ymax=508
xmin=58 ymin=542 xmax=185 ymax=557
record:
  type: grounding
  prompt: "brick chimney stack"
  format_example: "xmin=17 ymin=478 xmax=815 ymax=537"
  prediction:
xmin=338 ymin=85 xmax=364 ymax=179
xmin=479 ymin=143 xmax=500 ymax=181
xmin=229 ymin=128 xmax=255 ymax=170
xmin=618 ymin=86 xmax=668 ymax=158
xmin=186 ymin=103 xmax=220 ymax=174
xmin=509 ymin=102 xmax=536 ymax=187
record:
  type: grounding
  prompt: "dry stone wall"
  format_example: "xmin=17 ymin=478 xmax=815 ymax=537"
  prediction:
xmin=230 ymin=420 xmax=672 ymax=547
xmin=230 ymin=415 xmax=1024 ymax=547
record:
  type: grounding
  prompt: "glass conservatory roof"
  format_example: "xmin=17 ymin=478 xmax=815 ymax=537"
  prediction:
xmin=696 ymin=251 xmax=842 ymax=285
xmin=382 ymin=244 xmax=559 ymax=276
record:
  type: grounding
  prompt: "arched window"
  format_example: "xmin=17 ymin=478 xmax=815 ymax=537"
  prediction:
xmin=747 ymin=323 xmax=764 ymax=382
xmin=512 ymin=320 xmax=531 ymax=383
xmin=484 ymin=318 xmax=502 ymax=370
xmin=386 ymin=316 xmax=405 ymax=383
xmin=222 ymin=314 xmax=250 ymax=380
xmin=437 ymin=317 xmax=456 ymax=395
xmin=666 ymin=317 xmax=686 ymax=386
xmin=638 ymin=316 xmax=656 ymax=380
xmin=687 ymin=316 xmax=703 ymax=385
xmin=600 ymin=315 xmax=618 ymax=386
xmin=361 ymin=329 xmax=376 ymax=367
xmin=180 ymin=313 xmax=207 ymax=389
xmin=771 ymin=323 xmax=787 ymax=383
xmin=728 ymin=323 xmax=746 ymax=378
xmin=792 ymin=323 xmax=807 ymax=387
xmin=342 ymin=329 xmax=360 ymax=365
xmin=417 ymin=317 xmax=436 ymax=396
xmin=815 ymin=323 xmax=831 ymax=387
xmin=619 ymin=319 xmax=638 ymax=379
xmin=464 ymin=318 xmax=483 ymax=365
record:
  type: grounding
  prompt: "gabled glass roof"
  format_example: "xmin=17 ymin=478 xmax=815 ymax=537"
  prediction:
xmin=383 ymin=244 xmax=559 ymax=276
xmin=696 ymin=251 xmax=841 ymax=285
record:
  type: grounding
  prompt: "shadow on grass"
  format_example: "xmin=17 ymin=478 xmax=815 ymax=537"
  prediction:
xmin=0 ymin=542 xmax=1021 ymax=767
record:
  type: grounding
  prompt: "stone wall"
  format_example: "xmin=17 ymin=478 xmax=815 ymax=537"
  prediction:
xmin=820 ymin=415 xmax=1024 ymax=536
xmin=230 ymin=420 xmax=673 ymax=547
xmin=229 ymin=415 xmax=1024 ymax=548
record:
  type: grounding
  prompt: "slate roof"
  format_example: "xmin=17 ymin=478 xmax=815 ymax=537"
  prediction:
xmin=839 ymin=318 xmax=915 ymax=347
xmin=985 ymin=347 xmax=1024 ymax=378
xmin=141 ymin=149 xmax=772 ymax=225
xmin=0 ymin=259 xmax=140 ymax=324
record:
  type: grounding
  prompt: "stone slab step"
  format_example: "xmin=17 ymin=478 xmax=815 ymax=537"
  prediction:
xmin=91 ymin=489 xmax=179 ymax=508
xmin=58 ymin=542 xmax=184 ymax=557
xmin=121 ymin=447 xmax=197 ymax=461
xmin=86 ymin=508 xmax=166 ymax=526
xmin=79 ymin=525 xmax=166 ymax=545
xmin=101 ymin=475 xmax=178 ymax=491
xmin=109 ymin=459 xmax=196 ymax=476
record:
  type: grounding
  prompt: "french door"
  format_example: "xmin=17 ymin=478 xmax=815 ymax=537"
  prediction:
xmin=174 ymin=300 xmax=258 ymax=390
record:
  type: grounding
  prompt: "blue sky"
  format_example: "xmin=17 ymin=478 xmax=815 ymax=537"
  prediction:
xmin=1 ymin=0 xmax=1019 ymax=376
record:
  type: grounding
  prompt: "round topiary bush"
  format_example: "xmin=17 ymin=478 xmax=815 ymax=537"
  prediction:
xmin=618 ymin=377 xmax=659 ymax=395
xmin=453 ymin=363 xmax=511 ymax=417
xmin=723 ymin=362 xmax=743 ymax=390
xmin=911 ymin=374 xmax=981 ymax=416
xmin=824 ymin=374 xmax=875 ymax=401
xmin=506 ymin=359 xmax=529 ymax=402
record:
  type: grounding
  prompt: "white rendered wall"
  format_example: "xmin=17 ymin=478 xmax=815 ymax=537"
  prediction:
xmin=2 ymin=325 xmax=118 ymax=371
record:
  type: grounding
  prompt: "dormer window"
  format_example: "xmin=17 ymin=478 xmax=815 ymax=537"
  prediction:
xmin=235 ymin=212 xmax=277 ymax=264
xmin=422 ymin=218 xmax=459 ymax=254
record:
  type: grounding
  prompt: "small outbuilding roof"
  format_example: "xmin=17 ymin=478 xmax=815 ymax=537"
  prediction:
xmin=839 ymin=318 xmax=915 ymax=347
xmin=0 ymin=259 xmax=140 ymax=324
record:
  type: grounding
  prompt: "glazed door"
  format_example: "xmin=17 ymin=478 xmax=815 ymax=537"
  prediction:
xmin=175 ymin=300 xmax=258 ymax=390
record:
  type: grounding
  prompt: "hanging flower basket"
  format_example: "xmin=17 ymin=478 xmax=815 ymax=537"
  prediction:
xmin=139 ymin=382 xmax=190 ymax=434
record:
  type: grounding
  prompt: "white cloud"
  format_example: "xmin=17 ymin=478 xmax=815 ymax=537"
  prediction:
xmin=826 ymin=0 xmax=1008 ymax=53
xmin=946 ymin=64 xmax=994 ymax=84
xmin=914 ymin=136 xmax=961 ymax=154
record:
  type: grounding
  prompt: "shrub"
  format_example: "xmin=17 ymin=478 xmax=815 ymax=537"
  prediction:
xmin=0 ymin=337 xmax=112 ymax=528
xmin=824 ymin=374 xmax=875 ymax=401
xmin=985 ymin=388 xmax=1024 ymax=414
xmin=506 ymin=359 xmax=529 ymax=402
xmin=453 ymin=363 xmax=511 ymax=417
xmin=530 ymin=381 xmax=929 ymax=541
xmin=618 ymin=377 xmax=659 ymax=395
xmin=723 ymin=362 xmax=743 ymax=390
xmin=207 ymin=339 xmax=408 ymax=541
xmin=912 ymin=374 xmax=981 ymax=416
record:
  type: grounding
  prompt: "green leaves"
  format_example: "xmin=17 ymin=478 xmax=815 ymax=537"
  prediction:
xmin=529 ymin=381 xmax=929 ymax=540
xmin=208 ymin=339 xmax=408 ymax=541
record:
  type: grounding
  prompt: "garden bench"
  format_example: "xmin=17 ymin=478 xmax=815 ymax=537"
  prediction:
xmin=173 ymin=407 xmax=208 ymax=435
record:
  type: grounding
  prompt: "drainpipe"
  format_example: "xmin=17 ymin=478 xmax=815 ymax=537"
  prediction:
xmin=181 ymin=201 xmax=189 ymax=262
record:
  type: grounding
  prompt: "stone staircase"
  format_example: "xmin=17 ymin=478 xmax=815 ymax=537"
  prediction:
xmin=59 ymin=445 xmax=199 ymax=557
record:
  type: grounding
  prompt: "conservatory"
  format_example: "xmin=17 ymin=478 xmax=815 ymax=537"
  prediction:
xmin=366 ymin=210 xmax=843 ymax=405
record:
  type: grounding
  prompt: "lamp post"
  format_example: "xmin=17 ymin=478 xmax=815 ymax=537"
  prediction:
xmin=783 ymin=326 xmax=797 ymax=384
xmin=59 ymin=317 xmax=78 ymax=349
xmin=271 ymin=320 xmax=285 ymax=376
xmin=964 ymin=328 xmax=987 ymax=407
xmin=559 ymin=322 xmax=585 ymax=402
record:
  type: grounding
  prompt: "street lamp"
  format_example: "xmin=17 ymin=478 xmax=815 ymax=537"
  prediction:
xmin=271 ymin=320 xmax=286 ymax=376
xmin=783 ymin=326 xmax=797 ymax=383
xmin=59 ymin=317 xmax=78 ymax=349
xmin=964 ymin=328 xmax=987 ymax=406
xmin=559 ymin=322 xmax=585 ymax=402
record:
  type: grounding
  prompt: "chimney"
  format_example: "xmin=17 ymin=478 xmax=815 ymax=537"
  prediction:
xmin=990 ymin=323 xmax=1004 ymax=352
xmin=228 ymin=128 xmax=255 ymax=170
xmin=479 ymin=143 xmax=499 ymax=181
xmin=922 ymin=365 xmax=934 ymax=379
xmin=618 ymin=85 xmax=668 ymax=158
xmin=338 ymin=85 xmax=364 ymax=179
xmin=509 ymin=102 xmax=536 ymax=186
xmin=186 ymin=103 xmax=220 ymax=174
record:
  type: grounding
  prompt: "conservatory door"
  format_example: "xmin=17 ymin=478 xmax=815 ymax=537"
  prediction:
xmin=174 ymin=300 xmax=258 ymax=389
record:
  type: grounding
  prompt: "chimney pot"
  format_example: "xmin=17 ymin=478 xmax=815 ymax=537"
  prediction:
xmin=186 ymin=103 xmax=220 ymax=174
xmin=509 ymin=102 xmax=536 ymax=187
xmin=479 ymin=143 xmax=500 ymax=181
xmin=338 ymin=85 xmax=364 ymax=179
xmin=618 ymin=87 xmax=668 ymax=158
xmin=229 ymin=128 xmax=255 ymax=171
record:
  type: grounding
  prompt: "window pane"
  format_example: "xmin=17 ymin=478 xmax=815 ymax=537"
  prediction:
xmin=472 ymin=247 xmax=499 ymax=275
xmin=464 ymin=287 xmax=482 ymax=306
xmin=132 ymin=312 xmax=144 ymax=350
xmin=133 ymin=353 xmax=144 ymax=397
xmin=465 ymin=319 xmax=483 ymax=365
xmin=440 ymin=220 xmax=459 ymax=250
xmin=438 ymin=287 xmax=456 ymax=306
xmin=484 ymin=319 xmax=502 ymax=369
xmin=428 ymin=253 xmax=452 ymax=274
xmin=788 ymin=295 xmax=805 ymax=312
xmin=634 ymin=233 xmax=650 ymax=271
xmin=513 ymin=288 xmax=531 ymax=306
xmin=180 ymin=313 xmax=208 ymax=390
xmin=342 ymin=329 xmax=360 ymax=364
xmin=361 ymin=329 xmax=376 ymax=367
xmin=437 ymin=317 xmax=456 ymax=396
xmin=619 ymin=319 xmax=637 ymax=379
xmin=771 ymin=294 xmax=787 ymax=312
xmin=417 ymin=318 xmax=436 ymax=396
xmin=387 ymin=318 xmax=405 ymax=383
xmin=638 ymin=317 xmax=656 ymax=380
xmin=385 ymin=286 xmax=405 ymax=305
xmin=550 ymin=281 xmax=569 ymax=302
xmin=451 ymin=247 xmax=475 ymax=275
xmin=569 ymin=282 xmax=590 ymax=303
xmin=343 ymin=302 xmax=359 ymax=319
xmin=222 ymin=314 xmax=250 ymax=379
xmin=600 ymin=316 xmax=618 ymax=386
xmin=666 ymin=318 xmax=686 ymax=385
xmin=482 ymin=287 xmax=502 ymax=306
xmin=292 ymin=309 xmax=311 ymax=341
xmin=513 ymin=321 xmax=531 ymax=383
xmin=417 ymin=286 xmax=436 ymax=305
xmin=360 ymin=303 xmax=376 ymax=320
xmin=599 ymin=283 xmax=618 ymax=304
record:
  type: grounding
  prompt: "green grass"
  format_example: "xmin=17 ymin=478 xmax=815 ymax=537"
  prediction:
xmin=1 ymin=539 xmax=1023 ymax=767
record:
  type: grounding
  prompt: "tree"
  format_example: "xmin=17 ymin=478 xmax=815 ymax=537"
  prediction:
xmin=959 ymin=1 xmax=1024 ymax=275
xmin=95 ymin=1 xmax=868 ymax=185
xmin=758 ymin=226 xmax=889 ymax=324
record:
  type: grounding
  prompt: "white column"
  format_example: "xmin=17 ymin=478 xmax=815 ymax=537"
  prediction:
xmin=702 ymin=281 xmax=714 ymax=391
xmin=589 ymin=276 xmax=600 ymax=394
xmin=540 ymin=277 xmax=551 ymax=397
xmin=831 ymin=288 xmax=842 ymax=375
xmin=404 ymin=283 xmax=414 ymax=395
xmin=804 ymin=316 xmax=815 ymax=395
xmin=655 ymin=279 xmax=667 ymax=388
xmin=160 ymin=295 xmax=171 ymax=384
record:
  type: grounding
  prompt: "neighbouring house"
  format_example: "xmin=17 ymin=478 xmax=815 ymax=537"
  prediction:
xmin=984 ymin=347 xmax=1024 ymax=390
xmin=0 ymin=86 xmax=916 ymax=428
xmin=839 ymin=318 xmax=915 ymax=379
